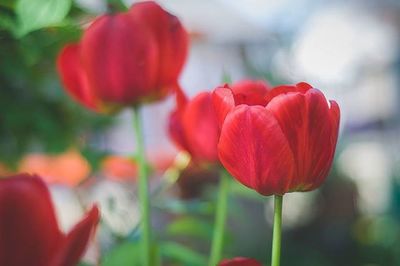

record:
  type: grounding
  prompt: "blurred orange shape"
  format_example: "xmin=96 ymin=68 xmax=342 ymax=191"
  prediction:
xmin=19 ymin=150 xmax=91 ymax=186
xmin=52 ymin=150 xmax=91 ymax=186
xmin=101 ymin=156 xmax=138 ymax=181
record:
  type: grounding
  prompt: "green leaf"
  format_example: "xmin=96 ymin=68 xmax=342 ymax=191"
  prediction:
xmin=167 ymin=217 xmax=213 ymax=240
xmin=160 ymin=241 xmax=207 ymax=266
xmin=101 ymin=241 xmax=160 ymax=266
xmin=101 ymin=242 xmax=141 ymax=266
xmin=15 ymin=0 xmax=71 ymax=37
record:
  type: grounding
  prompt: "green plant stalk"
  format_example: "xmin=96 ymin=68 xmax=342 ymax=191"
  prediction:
xmin=133 ymin=107 xmax=151 ymax=266
xmin=209 ymin=169 xmax=230 ymax=266
xmin=271 ymin=195 xmax=283 ymax=266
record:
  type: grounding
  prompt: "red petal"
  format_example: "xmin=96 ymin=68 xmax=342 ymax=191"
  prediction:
xmin=329 ymin=100 xmax=341 ymax=148
xmin=175 ymin=85 xmax=188 ymax=110
xmin=168 ymin=87 xmax=191 ymax=153
xmin=266 ymin=88 xmax=339 ymax=191
xmin=265 ymin=82 xmax=312 ymax=104
xmin=51 ymin=206 xmax=99 ymax=266
xmin=219 ymin=257 xmax=263 ymax=266
xmin=130 ymin=1 xmax=189 ymax=95
xmin=81 ymin=13 xmax=158 ymax=105
xmin=182 ymin=92 xmax=219 ymax=163
xmin=57 ymin=44 xmax=98 ymax=111
xmin=212 ymin=86 xmax=235 ymax=127
xmin=231 ymin=80 xmax=271 ymax=106
xmin=0 ymin=174 xmax=62 ymax=266
xmin=168 ymin=109 xmax=191 ymax=153
xmin=218 ymin=105 xmax=295 ymax=195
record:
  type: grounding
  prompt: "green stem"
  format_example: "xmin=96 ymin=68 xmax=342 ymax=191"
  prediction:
xmin=209 ymin=169 xmax=230 ymax=266
xmin=133 ymin=107 xmax=151 ymax=266
xmin=271 ymin=195 xmax=283 ymax=266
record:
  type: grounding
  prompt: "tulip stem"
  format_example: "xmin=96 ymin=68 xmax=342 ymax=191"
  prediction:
xmin=209 ymin=169 xmax=230 ymax=266
xmin=271 ymin=195 xmax=283 ymax=266
xmin=133 ymin=107 xmax=151 ymax=266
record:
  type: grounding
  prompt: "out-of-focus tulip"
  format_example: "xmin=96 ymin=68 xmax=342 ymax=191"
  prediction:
xmin=217 ymin=82 xmax=340 ymax=196
xmin=168 ymin=87 xmax=220 ymax=164
xmin=18 ymin=150 xmax=91 ymax=186
xmin=57 ymin=1 xmax=189 ymax=112
xmin=0 ymin=173 xmax=99 ymax=266
xmin=101 ymin=155 xmax=138 ymax=181
xmin=219 ymin=257 xmax=262 ymax=266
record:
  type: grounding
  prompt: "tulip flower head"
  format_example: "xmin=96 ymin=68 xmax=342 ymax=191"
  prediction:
xmin=57 ymin=1 xmax=189 ymax=113
xmin=0 ymin=173 xmax=99 ymax=266
xmin=219 ymin=257 xmax=263 ymax=266
xmin=216 ymin=82 xmax=340 ymax=196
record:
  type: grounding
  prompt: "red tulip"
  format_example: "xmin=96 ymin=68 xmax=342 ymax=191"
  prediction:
xmin=217 ymin=82 xmax=340 ymax=196
xmin=0 ymin=173 xmax=99 ymax=266
xmin=219 ymin=257 xmax=262 ymax=266
xmin=168 ymin=87 xmax=220 ymax=164
xmin=57 ymin=1 xmax=189 ymax=113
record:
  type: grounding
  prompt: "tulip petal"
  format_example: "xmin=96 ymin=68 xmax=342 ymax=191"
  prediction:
xmin=265 ymin=82 xmax=312 ymax=104
xmin=168 ymin=109 xmax=191 ymax=154
xmin=57 ymin=44 xmax=98 ymax=111
xmin=51 ymin=206 xmax=99 ymax=266
xmin=219 ymin=257 xmax=263 ymax=266
xmin=130 ymin=1 xmax=189 ymax=94
xmin=168 ymin=86 xmax=191 ymax=154
xmin=81 ymin=13 xmax=158 ymax=104
xmin=212 ymin=86 xmax=235 ymax=127
xmin=231 ymin=80 xmax=270 ymax=106
xmin=0 ymin=174 xmax=62 ymax=266
xmin=266 ymin=89 xmax=338 ymax=191
xmin=182 ymin=92 xmax=219 ymax=162
xmin=218 ymin=105 xmax=295 ymax=195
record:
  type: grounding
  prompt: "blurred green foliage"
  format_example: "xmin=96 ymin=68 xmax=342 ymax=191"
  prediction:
xmin=0 ymin=0 xmax=112 ymax=168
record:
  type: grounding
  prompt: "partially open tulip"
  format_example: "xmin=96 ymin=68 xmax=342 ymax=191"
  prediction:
xmin=168 ymin=87 xmax=220 ymax=164
xmin=57 ymin=1 xmax=188 ymax=112
xmin=0 ymin=173 xmax=99 ymax=266
xmin=219 ymin=257 xmax=262 ymax=266
xmin=217 ymin=82 xmax=340 ymax=196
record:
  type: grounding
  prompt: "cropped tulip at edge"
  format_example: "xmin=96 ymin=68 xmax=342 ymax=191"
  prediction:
xmin=0 ymin=173 xmax=99 ymax=266
xmin=216 ymin=82 xmax=340 ymax=196
xmin=57 ymin=1 xmax=189 ymax=113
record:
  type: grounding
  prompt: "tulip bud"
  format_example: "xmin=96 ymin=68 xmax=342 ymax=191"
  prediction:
xmin=57 ymin=1 xmax=189 ymax=113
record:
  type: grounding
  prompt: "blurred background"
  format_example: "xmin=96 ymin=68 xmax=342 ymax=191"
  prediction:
xmin=1 ymin=0 xmax=400 ymax=265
